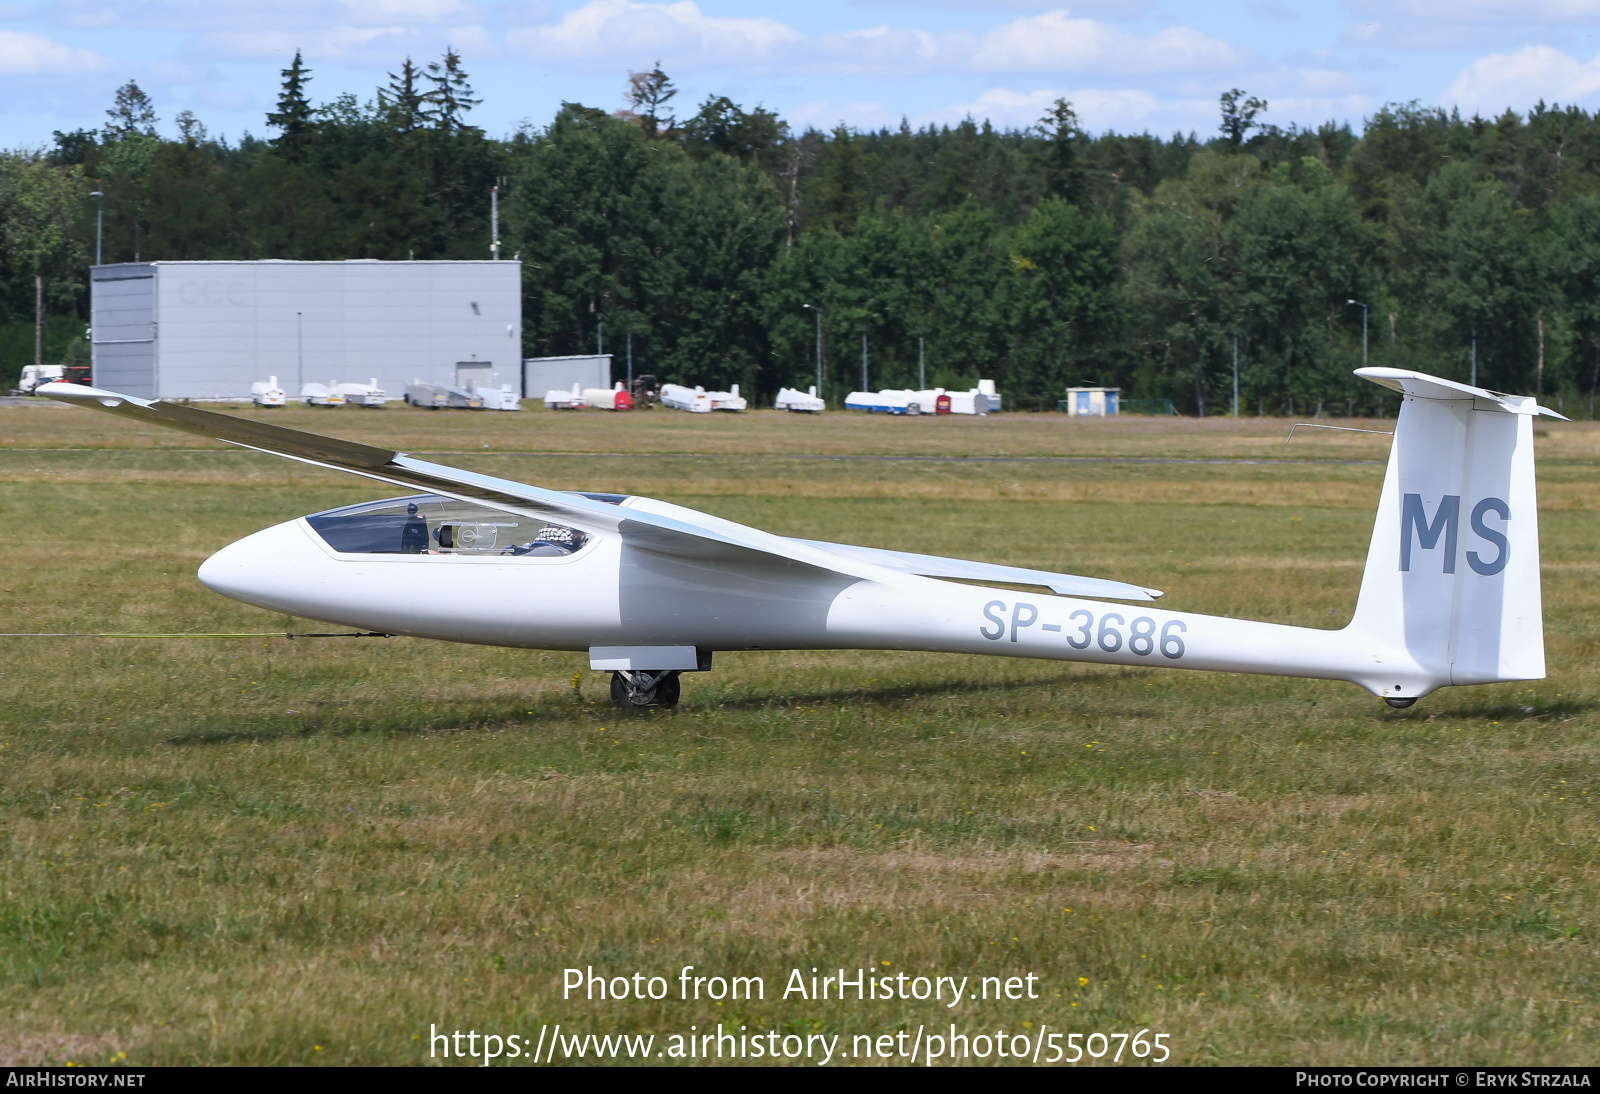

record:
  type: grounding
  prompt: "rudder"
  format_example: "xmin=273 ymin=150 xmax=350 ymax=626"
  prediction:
xmin=1347 ymin=368 xmax=1557 ymax=698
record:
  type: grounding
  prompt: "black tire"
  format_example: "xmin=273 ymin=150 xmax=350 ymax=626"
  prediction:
xmin=609 ymin=671 xmax=681 ymax=708
xmin=654 ymin=672 xmax=681 ymax=708
xmin=1384 ymin=696 xmax=1417 ymax=709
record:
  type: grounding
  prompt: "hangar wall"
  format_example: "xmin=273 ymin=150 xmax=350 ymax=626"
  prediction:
xmin=90 ymin=260 xmax=522 ymax=401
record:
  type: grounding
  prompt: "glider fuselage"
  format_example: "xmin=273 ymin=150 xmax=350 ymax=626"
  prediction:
xmin=199 ymin=506 xmax=1418 ymax=697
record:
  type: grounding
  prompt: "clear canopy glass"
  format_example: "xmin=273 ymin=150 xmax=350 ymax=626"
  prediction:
xmin=305 ymin=494 xmax=590 ymax=557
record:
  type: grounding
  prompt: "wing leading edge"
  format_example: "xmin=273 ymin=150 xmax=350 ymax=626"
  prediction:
xmin=39 ymin=382 xmax=1162 ymax=600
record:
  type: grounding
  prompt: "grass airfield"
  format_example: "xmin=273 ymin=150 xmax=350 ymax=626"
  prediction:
xmin=1 ymin=400 xmax=1597 ymax=1066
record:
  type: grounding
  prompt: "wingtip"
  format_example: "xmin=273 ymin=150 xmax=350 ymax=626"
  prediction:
xmin=37 ymin=381 xmax=145 ymax=409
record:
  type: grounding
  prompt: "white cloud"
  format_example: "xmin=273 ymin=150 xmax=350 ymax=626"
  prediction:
xmin=0 ymin=29 xmax=106 ymax=74
xmin=1349 ymin=0 xmax=1600 ymax=20
xmin=197 ymin=19 xmax=491 ymax=63
xmin=506 ymin=0 xmax=803 ymax=71
xmin=204 ymin=26 xmax=416 ymax=60
xmin=505 ymin=1 xmax=1242 ymax=78
xmin=963 ymin=12 xmax=1241 ymax=75
xmin=862 ymin=0 xmax=1154 ymax=14
xmin=1344 ymin=0 xmax=1600 ymax=49
xmin=61 ymin=0 xmax=476 ymax=31
xmin=1442 ymin=44 xmax=1600 ymax=113
xmin=336 ymin=0 xmax=474 ymax=21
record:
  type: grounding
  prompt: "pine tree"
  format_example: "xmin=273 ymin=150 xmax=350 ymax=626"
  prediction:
xmin=626 ymin=62 xmax=677 ymax=138
xmin=423 ymin=48 xmax=480 ymax=131
xmin=103 ymin=80 xmax=157 ymax=141
xmin=381 ymin=57 xmax=427 ymax=134
xmin=267 ymin=50 xmax=316 ymax=156
xmin=1036 ymin=98 xmax=1085 ymax=204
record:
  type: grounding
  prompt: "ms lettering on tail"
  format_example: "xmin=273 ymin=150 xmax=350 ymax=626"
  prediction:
xmin=1400 ymin=493 xmax=1510 ymax=576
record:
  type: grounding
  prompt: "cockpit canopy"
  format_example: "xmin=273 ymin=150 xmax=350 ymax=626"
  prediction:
xmin=305 ymin=495 xmax=590 ymax=557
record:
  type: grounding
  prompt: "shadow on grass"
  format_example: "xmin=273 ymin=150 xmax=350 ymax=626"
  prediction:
xmin=1387 ymin=698 xmax=1593 ymax=722
xmin=685 ymin=665 xmax=1156 ymax=713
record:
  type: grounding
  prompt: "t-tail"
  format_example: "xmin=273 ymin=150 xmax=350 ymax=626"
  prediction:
xmin=1340 ymin=367 xmax=1563 ymax=704
xmin=826 ymin=367 xmax=1564 ymax=707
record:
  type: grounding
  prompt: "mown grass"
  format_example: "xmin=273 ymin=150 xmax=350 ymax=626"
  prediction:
xmin=0 ymin=404 xmax=1596 ymax=1066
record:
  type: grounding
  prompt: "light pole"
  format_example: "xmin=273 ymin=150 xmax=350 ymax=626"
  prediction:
xmin=89 ymin=185 xmax=103 ymax=266
xmin=806 ymin=303 xmax=819 ymax=393
xmin=1231 ymin=328 xmax=1239 ymax=419
xmin=918 ymin=328 xmax=925 ymax=390
xmin=597 ymin=316 xmax=603 ymax=358
xmin=1346 ymin=299 xmax=1368 ymax=370
xmin=859 ymin=323 xmax=868 ymax=392
xmin=626 ymin=324 xmax=632 ymax=391
xmin=490 ymin=185 xmax=499 ymax=260
xmin=1470 ymin=327 xmax=1477 ymax=387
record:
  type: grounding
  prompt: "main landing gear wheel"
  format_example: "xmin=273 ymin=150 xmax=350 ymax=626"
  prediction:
xmin=1385 ymin=696 xmax=1417 ymax=709
xmin=610 ymin=670 xmax=681 ymax=709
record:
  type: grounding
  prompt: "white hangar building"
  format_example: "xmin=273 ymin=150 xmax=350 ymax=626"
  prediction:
xmin=90 ymin=260 xmax=522 ymax=401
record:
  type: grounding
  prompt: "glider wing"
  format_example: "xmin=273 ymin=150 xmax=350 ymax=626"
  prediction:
xmin=40 ymin=383 xmax=1163 ymax=599
xmin=40 ymin=382 xmax=831 ymax=562
xmin=795 ymin=540 xmax=1162 ymax=602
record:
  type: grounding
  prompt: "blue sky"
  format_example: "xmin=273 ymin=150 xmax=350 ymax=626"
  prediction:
xmin=5 ymin=0 xmax=1600 ymax=146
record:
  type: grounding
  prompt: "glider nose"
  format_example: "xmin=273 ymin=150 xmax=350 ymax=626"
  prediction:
xmin=198 ymin=519 xmax=324 ymax=613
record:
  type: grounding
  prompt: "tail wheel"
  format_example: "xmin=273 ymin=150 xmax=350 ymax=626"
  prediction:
xmin=610 ymin=670 xmax=681 ymax=709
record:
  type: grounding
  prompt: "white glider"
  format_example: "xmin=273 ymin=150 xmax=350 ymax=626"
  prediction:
xmin=42 ymin=368 xmax=1559 ymax=709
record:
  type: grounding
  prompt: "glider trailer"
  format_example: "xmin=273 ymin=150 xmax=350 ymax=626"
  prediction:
xmin=42 ymin=368 xmax=1559 ymax=709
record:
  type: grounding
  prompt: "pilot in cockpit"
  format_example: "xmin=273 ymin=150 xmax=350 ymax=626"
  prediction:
xmin=400 ymin=502 xmax=428 ymax=554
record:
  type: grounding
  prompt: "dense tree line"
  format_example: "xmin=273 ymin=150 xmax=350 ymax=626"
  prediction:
xmin=5 ymin=55 xmax=1600 ymax=415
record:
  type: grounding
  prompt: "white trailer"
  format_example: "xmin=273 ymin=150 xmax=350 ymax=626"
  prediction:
xmin=543 ymin=383 xmax=588 ymax=409
xmin=405 ymin=380 xmax=483 ymax=409
xmin=337 ymin=378 xmax=387 ymax=407
xmin=300 ymin=381 xmax=345 ymax=407
xmin=661 ymin=383 xmax=745 ymax=413
xmin=251 ymin=376 xmax=286 ymax=407
xmin=852 ymin=380 xmax=1001 ymax=416
xmin=775 ymin=385 xmax=825 ymax=412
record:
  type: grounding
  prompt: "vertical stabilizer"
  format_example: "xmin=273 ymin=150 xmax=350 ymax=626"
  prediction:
xmin=1347 ymin=368 xmax=1560 ymax=698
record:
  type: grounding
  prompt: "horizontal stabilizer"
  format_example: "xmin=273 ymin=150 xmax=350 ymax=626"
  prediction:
xmin=796 ymin=539 xmax=1162 ymax=602
xmin=1356 ymin=367 xmax=1569 ymax=420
